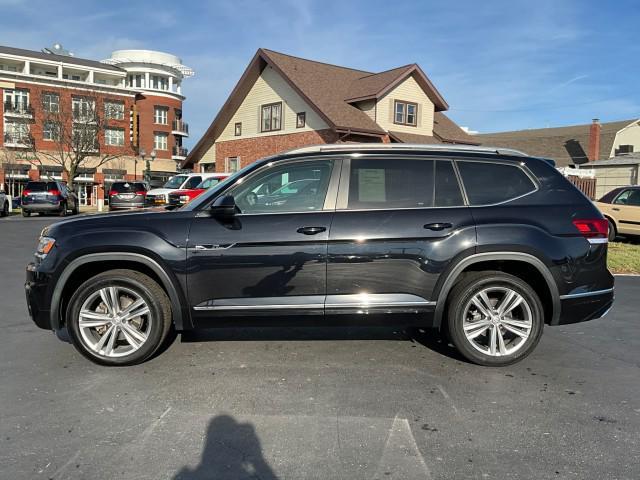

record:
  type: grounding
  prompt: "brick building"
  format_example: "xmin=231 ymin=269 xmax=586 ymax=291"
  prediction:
xmin=184 ymin=48 xmax=477 ymax=172
xmin=0 ymin=44 xmax=193 ymax=207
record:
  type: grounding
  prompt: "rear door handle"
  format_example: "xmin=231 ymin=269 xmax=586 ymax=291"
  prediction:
xmin=424 ymin=222 xmax=453 ymax=231
xmin=297 ymin=226 xmax=327 ymax=235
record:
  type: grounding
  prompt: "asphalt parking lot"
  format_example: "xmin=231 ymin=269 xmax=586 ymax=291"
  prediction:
xmin=1 ymin=215 xmax=639 ymax=480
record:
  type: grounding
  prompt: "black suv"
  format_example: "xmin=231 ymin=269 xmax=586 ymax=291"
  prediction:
xmin=21 ymin=180 xmax=79 ymax=217
xmin=25 ymin=145 xmax=614 ymax=366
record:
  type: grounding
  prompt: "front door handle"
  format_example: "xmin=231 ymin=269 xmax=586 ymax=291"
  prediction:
xmin=612 ymin=207 xmax=620 ymax=211
xmin=297 ymin=226 xmax=327 ymax=235
xmin=424 ymin=222 xmax=453 ymax=231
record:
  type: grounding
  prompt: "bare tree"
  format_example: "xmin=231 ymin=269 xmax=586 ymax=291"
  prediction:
xmin=29 ymin=95 xmax=125 ymax=190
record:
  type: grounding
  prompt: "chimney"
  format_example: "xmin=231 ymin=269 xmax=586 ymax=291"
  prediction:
xmin=588 ymin=118 xmax=601 ymax=162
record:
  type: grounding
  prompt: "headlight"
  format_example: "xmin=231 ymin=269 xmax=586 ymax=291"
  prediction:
xmin=179 ymin=195 xmax=190 ymax=204
xmin=36 ymin=236 xmax=56 ymax=259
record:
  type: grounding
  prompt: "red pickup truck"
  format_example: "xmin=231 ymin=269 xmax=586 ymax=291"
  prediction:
xmin=167 ymin=173 xmax=230 ymax=206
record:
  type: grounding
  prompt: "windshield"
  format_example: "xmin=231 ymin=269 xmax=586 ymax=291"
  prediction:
xmin=181 ymin=163 xmax=262 ymax=211
xmin=197 ymin=177 xmax=224 ymax=190
xmin=163 ymin=175 xmax=189 ymax=189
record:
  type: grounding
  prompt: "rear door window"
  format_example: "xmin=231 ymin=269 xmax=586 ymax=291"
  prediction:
xmin=347 ymin=158 xmax=435 ymax=209
xmin=112 ymin=182 xmax=146 ymax=193
xmin=457 ymin=161 xmax=536 ymax=205
xmin=25 ymin=182 xmax=57 ymax=191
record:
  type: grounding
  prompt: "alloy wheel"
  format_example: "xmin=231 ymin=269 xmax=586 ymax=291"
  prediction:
xmin=78 ymin=286 xmax=152 ymax=358
xmin=462 ymin=286 xmax=533 ymax=357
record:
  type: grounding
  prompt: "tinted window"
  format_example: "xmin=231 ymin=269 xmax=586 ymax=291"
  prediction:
xmin=230 ymin=160 xmax=333 ymax=214
xmin=599 ymin=188 xmax=624 ymax=204
xmin=348 ymin=158 xmax=434 ymax=209
xmin=458 ymin=161 xmax=536 ymax=205
xmin=614 ymin=189 xmax=640 ymax=206
xmin=111 ymin=182 xmax=147 ymax=193
xmin=435 ymin=160 xmax=464 ymax=207
xmin=184 ymin=176 xmax=202 ymax=189
xmin=25 ymin=181 xmax=57 ymax=192
xmin=163 ymin=175 xmax=188 ymax=189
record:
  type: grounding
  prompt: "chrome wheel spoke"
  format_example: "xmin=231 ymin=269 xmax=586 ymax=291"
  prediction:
xmin=501 ymin=323 xmax=529 ymax=338
xmin=496 ymin=327 xmax=507 ymax=355
xmin=93 ymin=324 xmax=115 ymax=352
xmin=466 ymin=324 xmax=490 ymax=340
xmin=489 ymin=325 xmax=497 ymax=355
xmin=497 ymin=290 xmax=523 ymax=316
xmin=120 ymin=323 xmax=147 ymax=347
xmin=471 ymin=295 xmax=492 ymax=318
xmin=79 ymin=310 xmax=112 ymax=328
xmin=120 ymin=299 xmax=150 ymax=321
xmin=103 ymin=325 xmax=119 ymax=356
xmin=501 ymin=318 xmax=531 ymax=330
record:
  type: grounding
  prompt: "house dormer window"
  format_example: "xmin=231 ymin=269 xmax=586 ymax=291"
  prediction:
xmin=394 ymin=100 xmax=417 ymax=126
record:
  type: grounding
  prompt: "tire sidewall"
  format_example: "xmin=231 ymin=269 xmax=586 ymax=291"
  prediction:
xmin=67 ymin=273 xmax=166 ymax=366
xmin=449 ymin=274 xmax=544 ymax=366
xmin=607 ymin=219 xmax=616 ymax=242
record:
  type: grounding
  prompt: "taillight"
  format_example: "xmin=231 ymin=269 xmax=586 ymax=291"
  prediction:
xmin=22 ymin=190 xmax=30 ymax=196
xmin=48 ymin=189 xmax=61 ymax=196
xmin=135 ymin=191 xmax=146 ymax=196
xmin=572 ymin=219 xmax=608 ymax=244
xmin=109 ymin=190 xmax=118 ymax=197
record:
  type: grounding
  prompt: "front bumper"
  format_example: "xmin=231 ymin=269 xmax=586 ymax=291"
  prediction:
xmin=556 ymin=288 xmax=614 ymax=325
xmin=25 ymin=262 xmax=52 ymax=330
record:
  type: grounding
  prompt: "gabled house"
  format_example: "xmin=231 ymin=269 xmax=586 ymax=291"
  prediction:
xmin=475 ymin=118 xmax=640 ymax=167
xmin=184 ymin=49 xmax=477 ymax=172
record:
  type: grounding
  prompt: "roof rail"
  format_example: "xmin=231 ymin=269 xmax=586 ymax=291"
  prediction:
xmin=284 ymin=143 xmax=529 ymax=157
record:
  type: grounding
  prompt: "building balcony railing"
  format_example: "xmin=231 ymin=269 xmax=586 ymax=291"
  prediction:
xmin=3 ymin=101 xmax=34 ymax=117
xmin=172 ymin=146 xmax=188 ymax=159
xmin=172 ymin=119 xmax=189 ymax=136
xmin=3 ymin=133 xmax=31 ymax=148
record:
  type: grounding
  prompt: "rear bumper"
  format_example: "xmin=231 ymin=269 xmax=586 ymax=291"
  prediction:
xmin=556 ymin=288 xmax=614 ymax=325
xmin=25 ymin=262 xmax=52 ymax=330
xmin=22 ymin=202 xmax=62 ymax=212
xmin=109 ymin=202 xmax=145 ymax=210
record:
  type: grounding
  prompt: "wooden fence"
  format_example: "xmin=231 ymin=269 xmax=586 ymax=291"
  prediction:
xmin=567 ymin=175 xmax=597 ymax=199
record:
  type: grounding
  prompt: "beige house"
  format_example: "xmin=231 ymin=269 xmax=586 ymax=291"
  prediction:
xmin=185 ymin=49 xmax=476 ymax=172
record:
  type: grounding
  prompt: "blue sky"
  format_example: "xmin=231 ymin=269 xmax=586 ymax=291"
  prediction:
xmin=1 ymin=0 xmax=639 ymax=146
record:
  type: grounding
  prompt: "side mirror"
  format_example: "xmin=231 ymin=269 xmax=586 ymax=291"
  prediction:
xmin=210 ymin=194 xmax=236 ymax=218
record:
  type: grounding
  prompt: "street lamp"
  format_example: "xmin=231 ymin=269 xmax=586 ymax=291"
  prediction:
xmin=138 ymin=147 xmax=145 ymax=182
xmin=144 ymin=149 xmax=156 ymax=184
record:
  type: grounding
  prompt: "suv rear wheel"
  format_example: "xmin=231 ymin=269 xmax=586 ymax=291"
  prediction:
xmin=446 ymin=271 xmax=544 ymax=366
xmin=66 ymin=269 xmax=172 ymax=366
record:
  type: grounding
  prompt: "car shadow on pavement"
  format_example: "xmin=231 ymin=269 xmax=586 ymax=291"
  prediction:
xmin=179 ymin=325 xmax=465 ymax=362
xmin=173 ymin=414 xmax=279 ymax=480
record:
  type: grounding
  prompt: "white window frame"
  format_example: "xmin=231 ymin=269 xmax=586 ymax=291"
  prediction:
xmin=43 ymin=121 xmax=60 ymax=141
xmin=105 ymin=127 xmax=125 ymax=146
xmin=42 ymin=92 xmax=59 ymax=113
xmin=104 ymin=100 xmax=125 ymax=120
xmin=154 ymin=106 xmax=168 ymax=125
xmin=72 ymin=96 xmax=96 ymax=122
xmin=154 ymin=132 xmax=168 ymax=151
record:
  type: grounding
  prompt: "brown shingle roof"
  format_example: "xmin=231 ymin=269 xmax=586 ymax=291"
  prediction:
xmin=476 ymin=119 xmax=638 ymax=167
xmin=185 ymin=49 xmax=465 ymax=166
xmin=433 ymin=112 xmax=480 ymax=144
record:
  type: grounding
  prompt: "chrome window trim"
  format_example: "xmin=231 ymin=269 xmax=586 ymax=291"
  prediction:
xmin=559 ymin=288 xmax=614 ymax=300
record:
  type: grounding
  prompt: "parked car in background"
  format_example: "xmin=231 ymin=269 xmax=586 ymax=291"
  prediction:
xmin=167 ymin=173 xmax=230 ymax=207
xmin=146 ymin=173 xmax=222 ymax=206
xmin=0 ymin=184 xmax=9 ymax=217
xmin=21 ymin=180 xmax=78 ymax=217
xmin=26 ymin=144 xmax=614 ymax=367
xmin=596 ymin=186 xmax=640 ymax=241
xmin=108 ymin=181 xmax=148 ymax=211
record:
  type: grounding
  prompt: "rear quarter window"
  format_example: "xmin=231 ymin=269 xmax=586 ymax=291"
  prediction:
xmin=457 ymin=161 xmax=537 ymax=205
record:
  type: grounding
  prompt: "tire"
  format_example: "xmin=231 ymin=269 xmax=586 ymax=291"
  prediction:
xmin=446 ymin=271 xmax=544 ymax=366
xmin=22 ymin=209 xmax=30 ymax=217
xmin=59 ymin=202 xmax=67 ymax=217
xmin=1 ymin=201 xmax=8 ymax=217
xmin=73 ymin=203 xmax=80 ymax=215
xmin=66 ymin=269 xmax=172 ymax=366
xmin=607 ymin=219 xmax=617 ymax=242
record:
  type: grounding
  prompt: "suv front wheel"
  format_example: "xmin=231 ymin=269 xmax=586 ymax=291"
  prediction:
xmin=446 ymin=271 xmax=544 ymax=366
xmin=66 ymin=269 xmax=172 ymax=366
